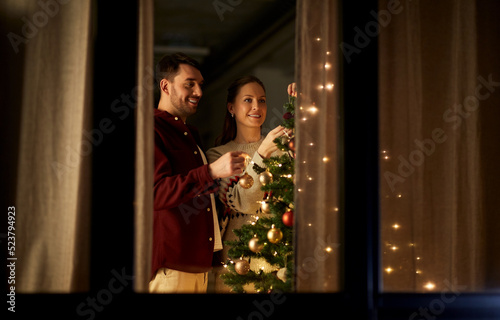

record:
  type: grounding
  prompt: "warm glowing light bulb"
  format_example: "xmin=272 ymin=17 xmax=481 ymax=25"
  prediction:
xmin=385 ymin=267 xmax=393 ymax=274
xmin=308 ymin=106 xmax=319 ymax=114
xmin=325 ymin=246 xmax=333 ymax=253
xmin=424 ymin=282 xmax=436 ymax=290
xmin=392 ymin=224 xmax=400 ymax=229
xmin=325 ymin=83 xmax=334 ymax=90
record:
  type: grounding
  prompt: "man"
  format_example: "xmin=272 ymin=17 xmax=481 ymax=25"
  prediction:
xmin=151 ymin=53 xmax=247 ymax=293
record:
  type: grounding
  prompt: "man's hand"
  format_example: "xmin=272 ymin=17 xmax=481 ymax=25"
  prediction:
xmin=208 ymin=151 xmax=248 ymax=179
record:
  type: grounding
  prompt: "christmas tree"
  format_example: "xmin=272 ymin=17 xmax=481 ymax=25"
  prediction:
xmin=220 ymin=95 xmax=296 ymax=293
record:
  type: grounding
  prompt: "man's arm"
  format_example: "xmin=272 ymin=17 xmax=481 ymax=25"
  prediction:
xmin=154 ymin=142 xmax=247 ymax=211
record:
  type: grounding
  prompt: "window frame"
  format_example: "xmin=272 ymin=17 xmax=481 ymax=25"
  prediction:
xmin=15 ymin=1 xmax=500 ymax=319
xmin=340 ymin=1 xmax=500 ymax=319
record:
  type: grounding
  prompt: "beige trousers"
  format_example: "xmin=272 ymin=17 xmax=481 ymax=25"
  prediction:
xmin=149 ymin=268 xmax=208 ymax=293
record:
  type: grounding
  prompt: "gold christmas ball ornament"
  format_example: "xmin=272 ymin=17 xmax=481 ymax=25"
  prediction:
xmin=238 ymin=173 xmax=254 ymax=189
xmin=258 ymin=171 xmax=273 ymax=186
xmin=248 ymin=236 xmax=264 ymax=253
xmin=235 ymin=258 xmax=250 ymax=275
xmin=261 ymin=200 xmax=271 ymax=214
xmin=267 ymin=225 xmax=283 ymax=244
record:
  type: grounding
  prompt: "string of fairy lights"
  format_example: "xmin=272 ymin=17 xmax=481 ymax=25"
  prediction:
xmin=221 ymin=35 xmax=441 ymax=292
xmin=305 ymin=35 xmax=438 ymax=292
xmin=300 ymin=33 xmax=442 ymax=293
xmin=381 ymin=149 xmax=437 ymax=292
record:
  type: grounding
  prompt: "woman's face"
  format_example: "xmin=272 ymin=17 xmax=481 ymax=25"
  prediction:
xmin=229 ymin=82 xmax=267 ymax=130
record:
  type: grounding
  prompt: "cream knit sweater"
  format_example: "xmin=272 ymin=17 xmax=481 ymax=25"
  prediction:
xmin=206 ymin=137 xmax=281 ymax=292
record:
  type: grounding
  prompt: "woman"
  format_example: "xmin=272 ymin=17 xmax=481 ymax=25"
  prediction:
xmin=206 ymin=75 xmax=290 ymax=293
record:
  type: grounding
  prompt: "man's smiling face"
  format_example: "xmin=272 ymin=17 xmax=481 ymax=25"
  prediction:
xmin=166 ymin=63 xmax=204 ymax=121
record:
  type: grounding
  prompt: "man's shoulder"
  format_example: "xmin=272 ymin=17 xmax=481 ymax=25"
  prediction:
xmin=154 ymin=108 xmax=169 ymax=123
xmin=154 ymin=109 xmax=178 ymax=132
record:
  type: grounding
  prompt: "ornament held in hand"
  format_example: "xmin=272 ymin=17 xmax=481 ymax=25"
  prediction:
xmin=238 ymin=173 xmax=254 ymax=189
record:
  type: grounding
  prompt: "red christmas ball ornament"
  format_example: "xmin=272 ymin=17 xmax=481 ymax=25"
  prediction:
xmin=287 ymin=137 xmax=295 ymax=152
xmin=282 ymin=210 xmax=294 ymax=227
xmin=283 ymin=112 xmax=294 ymax=120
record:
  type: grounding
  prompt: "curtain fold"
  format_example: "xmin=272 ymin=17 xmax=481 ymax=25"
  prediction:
xmin=379 ymin=0 xmax=500 ymax=292
xmin=134 ymin=0 xmax=155 ymax=293
xmin=16 ymin=0 xmax=93 ymax=293
xmin=295 ymin=0 xmax=341 ymax=292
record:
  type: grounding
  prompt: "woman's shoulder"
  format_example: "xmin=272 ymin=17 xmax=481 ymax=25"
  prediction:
xmin=207 ymin=138 xmax=263 ymax=159
xmin=207 ymin=143 xmax=231 ymax=154
xmin=206 ymin=143 xmax=233 ymax=162
xmin=207 ymin=140 xmax=240 ymax=153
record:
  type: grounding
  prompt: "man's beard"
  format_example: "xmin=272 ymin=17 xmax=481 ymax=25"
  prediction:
xmin=170 ymin=87 xmax=197 ymax=119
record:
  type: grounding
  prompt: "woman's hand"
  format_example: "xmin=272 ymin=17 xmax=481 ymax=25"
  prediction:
xmin=287 ymin=82 xmax=297 ymax=97
xmin=258 ymin=126 xmax=291 ymax=159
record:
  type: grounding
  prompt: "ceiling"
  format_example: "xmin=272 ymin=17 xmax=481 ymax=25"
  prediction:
xmin=153 ymin=0 xmax=296 ymax=79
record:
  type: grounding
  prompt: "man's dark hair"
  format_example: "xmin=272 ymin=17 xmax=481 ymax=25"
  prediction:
xmin=155 ymin=52 xmax=201 ymax=86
